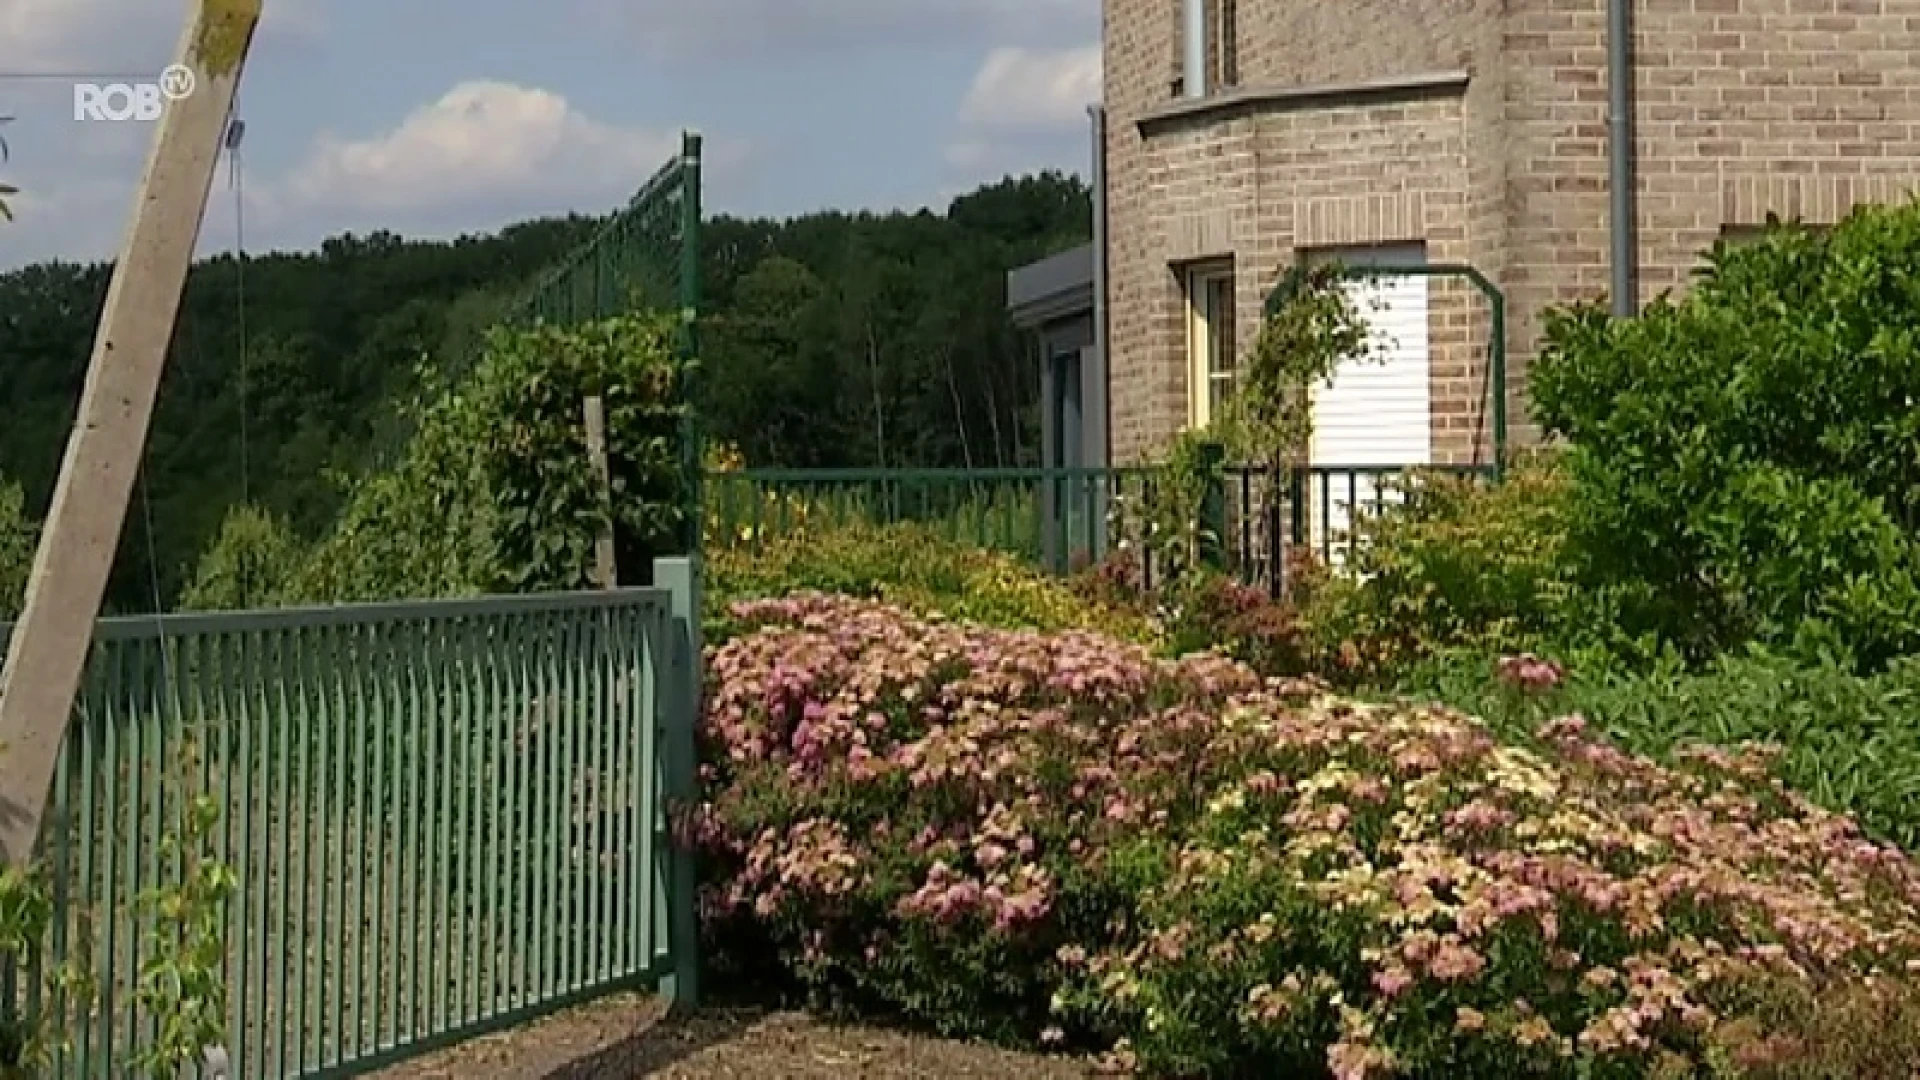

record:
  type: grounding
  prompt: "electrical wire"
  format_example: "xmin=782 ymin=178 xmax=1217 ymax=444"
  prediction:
xmin=228 ymin=112 xmax=250 ymax=518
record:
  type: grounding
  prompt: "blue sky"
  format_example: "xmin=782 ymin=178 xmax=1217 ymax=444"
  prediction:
xmin=0 ymin=0 xmax=1101 ymax=269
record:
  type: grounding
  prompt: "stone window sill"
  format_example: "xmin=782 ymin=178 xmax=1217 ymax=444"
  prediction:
xmin=1138 ymin=70 xmax=1470 ymax=135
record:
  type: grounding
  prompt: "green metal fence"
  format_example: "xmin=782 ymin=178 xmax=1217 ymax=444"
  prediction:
xmin=0 ymin=564 xmax=701 ymax=1077
xmin=707 ymin=462 xmax=1494 ymax=595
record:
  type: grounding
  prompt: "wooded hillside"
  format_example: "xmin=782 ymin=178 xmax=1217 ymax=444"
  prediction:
xmin=0 ymin=171 xmax=1089 ymax=611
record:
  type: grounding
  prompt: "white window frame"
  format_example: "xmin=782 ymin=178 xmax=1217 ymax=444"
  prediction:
xmin=1185 ymin=263 xmax=1236 ymax=428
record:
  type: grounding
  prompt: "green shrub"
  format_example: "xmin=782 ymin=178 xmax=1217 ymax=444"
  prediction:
xmin=293 ymin=314 xmax=686 ymax=602
xmin=1393 ymin=647 xmax=1920 ymax=850
xmin=1531 ymin=204 xmax=1920 ymax=671
xmin=707 ymin=519 xmax=1155 ymax=646
xmin=1708 ymin=973 xmax=1920 ymax=1078
xmin=178 ymin=504 xmax=305 ymax=611
xmin=1297 ymin=456 xmax=1592 ymax=682
xmin=0 ymin=477 xmax=34 ymax=619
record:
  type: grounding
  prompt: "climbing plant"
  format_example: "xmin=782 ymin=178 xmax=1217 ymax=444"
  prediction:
xmin=127 ymin=751 xmax=235 ymax=1080
xmin=1216 ymin=262 xmax=1375 ymax=468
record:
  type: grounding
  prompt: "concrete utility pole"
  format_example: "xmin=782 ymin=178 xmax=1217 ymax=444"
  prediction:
xmin=0 ymin=0 xmax=264 ymax=865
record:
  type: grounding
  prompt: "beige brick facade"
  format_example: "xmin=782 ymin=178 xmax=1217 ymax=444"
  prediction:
xmin=1103 ymin=0 xmax=1920 ymax=465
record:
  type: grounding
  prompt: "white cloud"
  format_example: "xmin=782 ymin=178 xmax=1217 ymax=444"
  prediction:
xmin=586 ymin=0 xmax=1096 ymax=58
xmin=0 ymin=80 xmax=747 ymax=269
xmin=958 ymin=45 xmax=1101 ymax=135
xmin=940 ymin=43 xmax=1098 ymax=189
xmin=245 ymin=80 xmax=752 ymax=250
xmin=276 ymin=81 xmax=686 ymax=215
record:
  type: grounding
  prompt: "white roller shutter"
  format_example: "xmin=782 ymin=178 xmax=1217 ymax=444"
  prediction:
xmin=1307 ymin=261 xmax=1431 ymax=563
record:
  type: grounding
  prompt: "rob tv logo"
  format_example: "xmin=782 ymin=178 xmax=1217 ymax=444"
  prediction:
xmin=72 ymin=65 xmax=195 ymax=122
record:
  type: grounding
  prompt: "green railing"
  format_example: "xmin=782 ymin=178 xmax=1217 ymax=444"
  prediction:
xmin=708 ymin=463 xmax=1495 ymax=595
xmin=1 ymin=565 xmax=701 ymax=1077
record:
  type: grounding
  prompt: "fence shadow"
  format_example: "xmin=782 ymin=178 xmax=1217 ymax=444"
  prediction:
xmin=539 ymin=1005 xmax=762 ymax=1078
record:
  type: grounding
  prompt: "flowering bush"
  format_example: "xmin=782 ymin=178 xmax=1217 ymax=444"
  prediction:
xmin=694 ymin=592 xmax=1253 ymax=1039
xmin=696 ymin=596 xmax=1920 ymax=1075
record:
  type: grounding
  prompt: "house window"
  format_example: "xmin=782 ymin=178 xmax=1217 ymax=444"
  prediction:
xmin=1211 ymin=0 xmax=1239 ymax=89
xmin=1170 ymin=0 xmax=1240 ymax=96
xmin=1185 ymin=263 xmax=1237 ymax=427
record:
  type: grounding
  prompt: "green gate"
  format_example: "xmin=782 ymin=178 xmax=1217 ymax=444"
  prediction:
xmin=1 ymin=564 xmax=701 ymax=1077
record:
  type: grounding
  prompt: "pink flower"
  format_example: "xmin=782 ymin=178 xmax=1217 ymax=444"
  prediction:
xmin=1498 ymin=652 xmax=1564 ymax=693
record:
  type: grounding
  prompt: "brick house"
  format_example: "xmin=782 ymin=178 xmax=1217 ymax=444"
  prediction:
xmin=1086 ymin=0 xmax=1920 ymax=483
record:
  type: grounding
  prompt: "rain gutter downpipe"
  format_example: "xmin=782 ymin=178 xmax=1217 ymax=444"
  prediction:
xmin=1184 ymin=0 xmax=1208 ymax=97
xmin=1607 ymin=0 xmax=1637 ymax=316
xmin=1089 ymin=104 xmax=1111 ymax=469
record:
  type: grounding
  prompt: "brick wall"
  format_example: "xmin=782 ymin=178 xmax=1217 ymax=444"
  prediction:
xmin=1103 ymin=0 xmax=1920 ymax=463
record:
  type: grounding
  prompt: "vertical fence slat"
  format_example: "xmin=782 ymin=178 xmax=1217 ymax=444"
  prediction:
xmin=618 ymin=606 xmax=642 ymax=980
xmin=642 ymin=604 xmax=665 ymax=972
xmin=44 ymin=686 xmax=70 ymax=1076
xmin=455 ymin=616 xmax=478 ymax=1029
xmin=508 ymin=610 xmax=532 ymax=1015
xmin=368 ymin=620 xmax=393 ymax=1057
xmin=558 ymin=610 xmax=580 ymax=995
xmin=483 ymin=614 xmax=507 ymax=1021
xmin=289 ymin=626 xmax=311 ymax=1073
xmin=425 ymin=615 xmax=449 ymax=1036
xmin=385 ymin=619 xmax=410 ymax=1054
xmin=407 ymin=617 xmax=430 ymax=1048
xmin=73 ymin=654 xmax=102 ymax=1077
xmin=344 ymin=622 xmax=366 ymax=1065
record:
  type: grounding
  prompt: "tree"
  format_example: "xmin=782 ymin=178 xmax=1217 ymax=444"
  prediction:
xmin=0 ymin=476 xmax=37 ymax=618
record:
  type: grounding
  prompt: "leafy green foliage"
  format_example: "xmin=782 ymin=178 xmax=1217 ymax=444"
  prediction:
xmin=293 ymin=314 xmax=685 ymax=602
xmin=708 ymin=519 xmax=1155 ymax=646
xmin=1295 ymin=456 xmax=1604 ymax=682
xmin=0 ymin=865 xmax=54 ymax=1068
xmin=1531 ymin=203 xmax=1920 ymax=671
xmin=0 ymin=476 xmax=34 ymax=619
xmin=1393 ymin=647 xmax=1920 ymax=850
xmin=178 ymin=503 xmax=304 ymax=611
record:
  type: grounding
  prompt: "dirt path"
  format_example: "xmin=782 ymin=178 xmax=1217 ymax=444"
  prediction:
xmin=369 ymin=994 xmax=1096 ymax=1078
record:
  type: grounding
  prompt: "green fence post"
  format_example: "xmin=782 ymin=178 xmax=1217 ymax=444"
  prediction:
xmin=1288 ymin=466 xmax=1307 ymax=555
xmin=1197 ymin=440 xmax=1226 ymax=570
xmin=652 ymin=556 xmax=702 ymax=1010
xmin=678 ymin=131 xmax=705 ymax=555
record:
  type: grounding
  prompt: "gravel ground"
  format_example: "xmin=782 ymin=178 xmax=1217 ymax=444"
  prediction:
xmin=368 ymin=994 xmax=1097 ymax=1078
